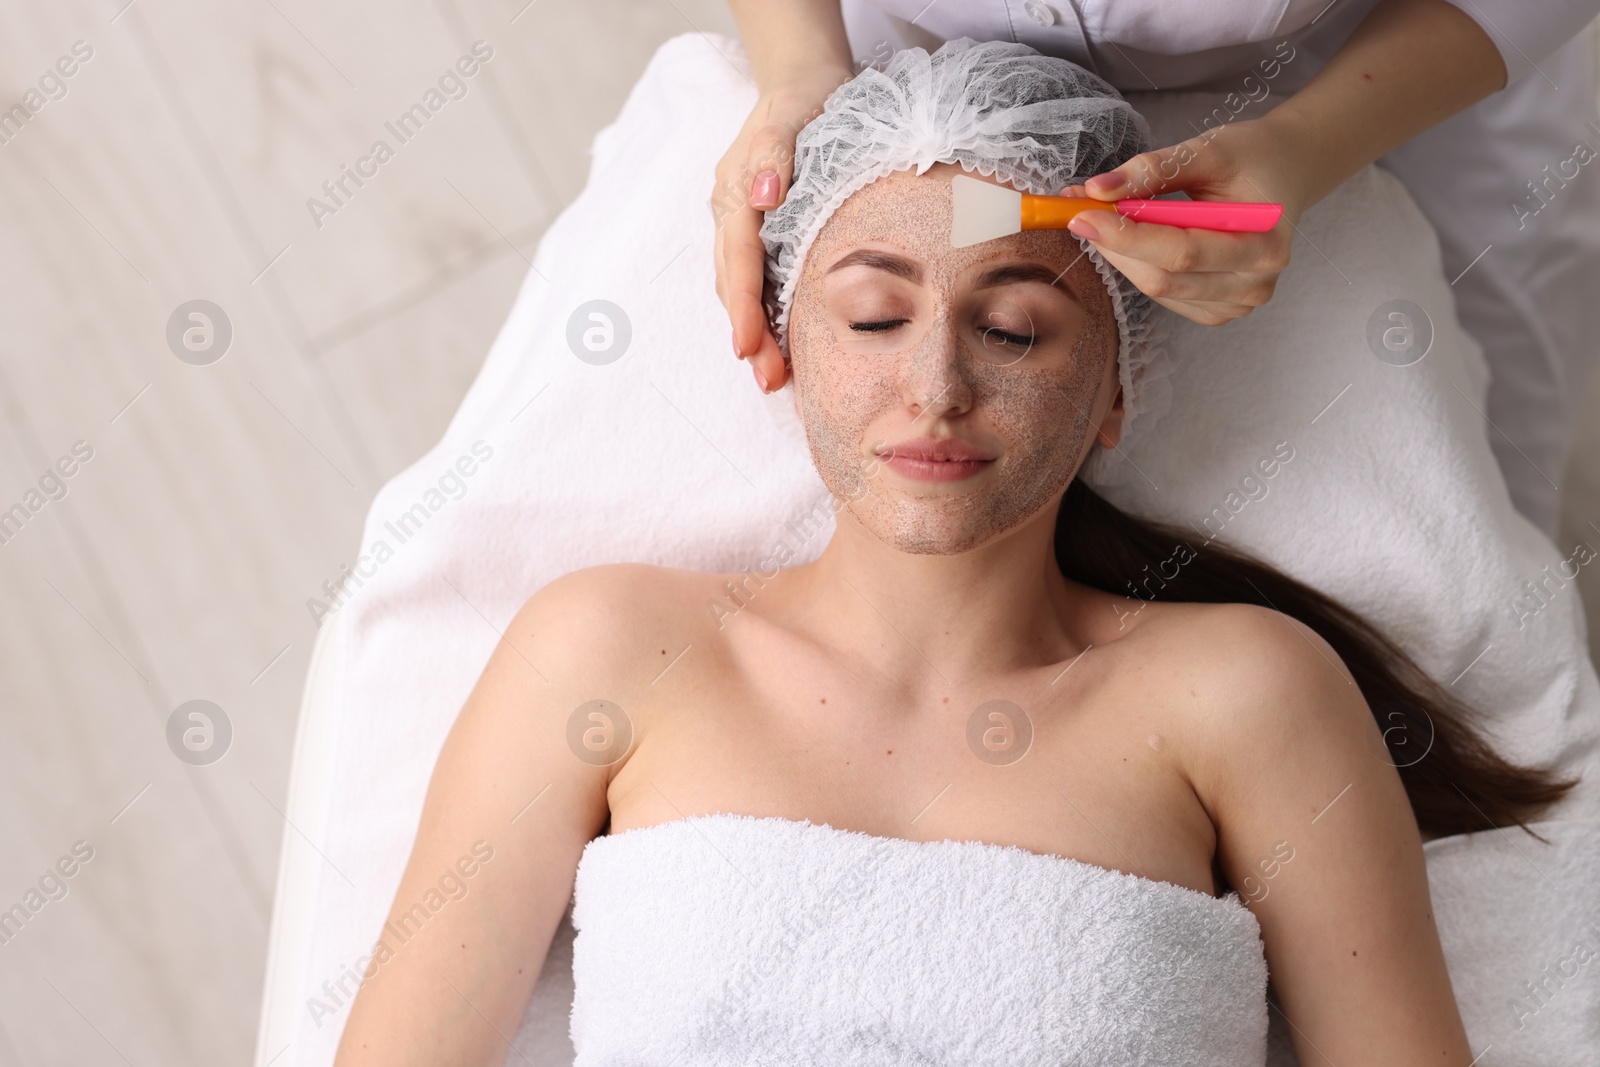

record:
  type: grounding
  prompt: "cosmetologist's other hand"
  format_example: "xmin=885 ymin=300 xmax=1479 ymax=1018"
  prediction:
xmin=713 ymin=67 xmax=851 ymax=393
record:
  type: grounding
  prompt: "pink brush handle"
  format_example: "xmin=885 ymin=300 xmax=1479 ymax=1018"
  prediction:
xmin=1113 ymin=199 xmax=1282 ymax=232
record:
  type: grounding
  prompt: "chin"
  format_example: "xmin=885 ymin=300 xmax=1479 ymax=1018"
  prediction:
xmin=885 ymin=527 xmax=988 ymax=556
xmin=843 ymin=492 xmax=1013 ymax=556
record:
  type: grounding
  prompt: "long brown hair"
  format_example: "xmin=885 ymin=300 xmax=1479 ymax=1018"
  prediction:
xmin=1055 ymin=479 xmax=1579 ymax=839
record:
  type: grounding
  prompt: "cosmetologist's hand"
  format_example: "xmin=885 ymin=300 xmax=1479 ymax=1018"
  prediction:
xmin=713 ymin=67 xmax=852 ymax=393
xmin=1061 ymin=116 xmax=1312 ymax=327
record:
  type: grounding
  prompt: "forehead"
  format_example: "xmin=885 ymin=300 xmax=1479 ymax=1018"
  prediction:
xmin=807 ymin=163 xmax=1105 ymax=299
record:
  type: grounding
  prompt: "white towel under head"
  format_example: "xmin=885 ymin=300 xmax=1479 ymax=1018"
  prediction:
xmin=568 ymin=813 xmax=1269 ymax=1066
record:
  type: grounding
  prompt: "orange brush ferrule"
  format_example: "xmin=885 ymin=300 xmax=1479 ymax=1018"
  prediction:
xmin=1020 ymin=194 xmax=1115 ymax=230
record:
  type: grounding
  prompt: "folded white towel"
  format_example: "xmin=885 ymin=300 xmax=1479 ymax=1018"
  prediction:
xmin=569 ymin=814 xmax=1269 ymax=1066
xmin=1421 ymin=820 xmax=1600 ymax=1063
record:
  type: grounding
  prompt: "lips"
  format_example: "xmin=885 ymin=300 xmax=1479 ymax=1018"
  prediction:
xmin=877 ymin=437 xmax=996 ymax=483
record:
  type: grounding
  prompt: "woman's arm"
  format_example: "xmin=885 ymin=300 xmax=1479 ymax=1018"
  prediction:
xmin=1071 ymin=0 xmax=1509 ymax=326
xmin=1257 ymin=0 xmax=1508 ymax=213
xmin=1174 ymin=604 xmax=1475 ymax=1064
xmin=726 ymin=0 xmax=852 ymax=92
xmin=1441 ymin=0 xmax=1600 ymax=86
xmin=716 ymin=0 xmax=853 ymax=395
xmin=332 ymin=574 xmax=616 ymax=1067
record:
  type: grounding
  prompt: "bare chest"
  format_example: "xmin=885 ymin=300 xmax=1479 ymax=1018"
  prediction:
xmin=604 ymin=623 xmax=1223 ymax=896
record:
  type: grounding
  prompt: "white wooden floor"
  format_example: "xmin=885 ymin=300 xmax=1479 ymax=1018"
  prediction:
xmin=0 ymin=2 xmax=735 ymax=1063
xmin=0 ymin=3 xmax=1595 ymax=1064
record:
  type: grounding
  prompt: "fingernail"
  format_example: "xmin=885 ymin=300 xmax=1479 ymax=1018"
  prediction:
xmin=752 ymin=364 xmax=769 ymax=392
xmin=1087 ymin=172 xmax=1126 ymax=194
xmin=732 ymin=327 xmax=745 ymax=359
xmin=750 ymin=170 xmax=779 ymax=209
xmin=1068 ymin=213 xmax=1100 ymax=240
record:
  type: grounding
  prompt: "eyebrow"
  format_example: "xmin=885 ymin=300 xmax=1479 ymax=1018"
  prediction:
xmin=825 ymin=249 xmax=1079 ymax=303
xmin=973 ymin=263 xmax=1076 ymax=297
xmin=826 ymin=248 xmax=922 ymax=282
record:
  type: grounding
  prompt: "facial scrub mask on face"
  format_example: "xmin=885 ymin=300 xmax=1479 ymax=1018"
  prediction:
xmin=759 ymin=38 xmax=1177 ymax=472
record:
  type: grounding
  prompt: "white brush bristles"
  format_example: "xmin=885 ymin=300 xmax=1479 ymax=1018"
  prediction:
xmin=950 ymin=174 xmax=1023 ymax=248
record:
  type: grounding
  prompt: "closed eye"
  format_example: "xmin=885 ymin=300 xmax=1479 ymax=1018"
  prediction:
xmin=986 ymin=330 xmax=1036 ymax=347
xmin=850 ymin=320 xmax=1038 ymax=349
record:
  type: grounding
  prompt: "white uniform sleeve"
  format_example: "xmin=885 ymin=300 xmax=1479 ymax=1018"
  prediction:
xmin=1443 ymin=0 xmax=1600 ymax=84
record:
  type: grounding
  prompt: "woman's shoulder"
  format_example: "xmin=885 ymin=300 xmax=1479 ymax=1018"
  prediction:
xmin=513 ymin=563 xmax=729 ymax=676
xmin=531 ymin=561 xmax=710 ymax=605
xmin=1122 ymin=599 xmax=1346 ymax=681
xmin=1125 ymin=599 xmax=1380 ymax=780
xmin=1120 ymin=599 xmax=1366 ymax=732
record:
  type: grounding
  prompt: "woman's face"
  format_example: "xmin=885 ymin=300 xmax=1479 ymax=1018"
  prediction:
xmin=786 ymin=162 xmax=1123 ymax=555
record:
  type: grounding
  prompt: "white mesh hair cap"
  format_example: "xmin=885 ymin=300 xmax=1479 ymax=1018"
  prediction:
xmin=759 ymin=37 xmax=1176 ymax=475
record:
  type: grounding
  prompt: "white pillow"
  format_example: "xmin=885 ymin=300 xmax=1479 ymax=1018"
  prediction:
xmin=256 ymin=33 xmax=1600 ymax=1067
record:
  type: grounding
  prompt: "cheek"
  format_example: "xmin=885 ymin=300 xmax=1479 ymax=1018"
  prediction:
xmin=972 ymin=304 xmax=1113 ymax=450
xmin=789 ymin=291 xmax=897 ymax=436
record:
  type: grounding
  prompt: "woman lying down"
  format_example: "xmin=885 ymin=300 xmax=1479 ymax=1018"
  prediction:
xmin=335 ymin=39 xmax=1576 ymax=1067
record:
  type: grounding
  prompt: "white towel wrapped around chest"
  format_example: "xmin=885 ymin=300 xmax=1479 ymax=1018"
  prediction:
xmin=568 ymin=814 xmax=1269 ymax=1066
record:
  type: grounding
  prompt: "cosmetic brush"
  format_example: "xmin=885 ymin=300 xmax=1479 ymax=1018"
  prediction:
xmin=950 ymin=174 xmax=1283 ymax=248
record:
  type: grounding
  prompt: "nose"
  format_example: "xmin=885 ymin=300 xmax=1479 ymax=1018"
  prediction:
xmin=902 ymin=310 xmax=974 ymax=425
